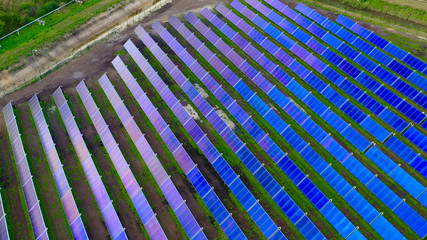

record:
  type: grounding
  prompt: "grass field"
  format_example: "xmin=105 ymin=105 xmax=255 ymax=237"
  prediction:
xmin=0 ymin=0 xmax=123 ymax=71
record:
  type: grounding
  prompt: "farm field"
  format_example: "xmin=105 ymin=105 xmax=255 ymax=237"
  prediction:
xmin=0 ymin=0 xmax=427 ymax=239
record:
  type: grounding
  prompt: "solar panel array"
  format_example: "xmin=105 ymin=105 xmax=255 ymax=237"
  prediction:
xmin=2 ymin=102 xmax=49 ymax=240
xmin=75 ymin=81 xmax=168 ymax=240
xmin=153 ymin=19 xmax=335 ymax=239
xmin=0 ymin=190 xmax=9 ymax=240
xmin=259 ymin=0 xmax=427 ymax=177
xmin=335 ymin=15 xmax=427 ymax=78
xmin=2 ymin=0 xmax=427 ymax=239
xmin=164 ymin=16 xmax=369 ymax=239
xmin=127 ymin=32 xmax=285 ymax=239
xmin=223 ymin=0 xmax=427 ymax=208
xmin=293 ymin=3 xmax=427 ymax=116
xmin=187 ymin=6 xmax=417 ymax=239
xmin=28 ymin=95 xmax=88 ymax=240
xmin=52 ymin=88 xmax=128 ymax=240
xmin=98 ymin=74 xmax=207 ymax=240
xmin=111 ymin=55 xmax=246 ymax=239
xmin=211 ymin=1 xmax=427 ymax=237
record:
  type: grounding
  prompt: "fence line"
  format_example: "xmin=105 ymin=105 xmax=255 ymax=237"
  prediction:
xmin=0 ymin=0 xmax=76 ymax=42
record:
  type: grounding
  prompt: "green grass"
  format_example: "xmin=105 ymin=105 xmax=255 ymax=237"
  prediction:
xmin=0 ymin=0 xmax=124 ymax=71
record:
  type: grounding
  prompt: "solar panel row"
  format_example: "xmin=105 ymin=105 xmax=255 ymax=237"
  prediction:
xmin=52 ymin=88 xmax=127 ymax=240
xmin=75 ymin=81 xmax=167 ymax=240
xmin=335 ymin=15 xmax=427 ymax=77
xmin=384 ymin=136 xmax=427 ymax=177
xmin=172 ymin=14 xmax=364 ymax=239
xmin=0 ymin=190 xmax=9 ymax=240
xmin=132 ymin=25 xmax=286 ymax=240
xmin=2 ymin=102 xmax=49 ymax=240
xmin=28 ymin=95 xmax=88 ymax=240
xmin=111 ymin=54 xmax=246 ymax=240
xmin=293 ymin=4 xmax=427 ymax=111
xmin=98 ymin=74 xmax=207 ymax=240
xmin=260 ymin=0 xmax=427 ymax=176
xmin=206 ymin=4 xmax=427 ymax=238
xmin=235 ymin=0 xmax=427 ymax=206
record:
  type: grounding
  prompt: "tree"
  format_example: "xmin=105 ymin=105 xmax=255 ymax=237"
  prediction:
xmin=0 ymin=20 xmax=5 ymax=36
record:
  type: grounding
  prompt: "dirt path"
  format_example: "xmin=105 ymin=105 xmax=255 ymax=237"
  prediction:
xmin=0 ymin=0 xmax=227 ymax=107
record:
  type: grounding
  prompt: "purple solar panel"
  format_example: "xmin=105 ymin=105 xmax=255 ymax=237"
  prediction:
xmin=111 ymin=55 xmax=247 ymax=239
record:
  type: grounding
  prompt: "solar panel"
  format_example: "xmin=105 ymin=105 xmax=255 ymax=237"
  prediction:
xmin=75 ymin=81 xmax=167 ymax=240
